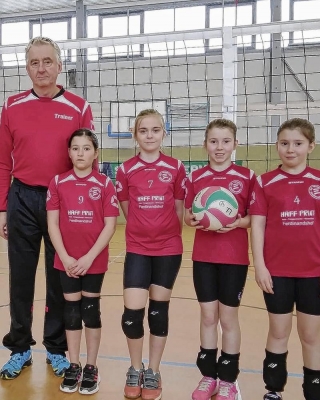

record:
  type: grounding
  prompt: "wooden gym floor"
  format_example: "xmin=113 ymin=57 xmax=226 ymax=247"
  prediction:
xmin=0 ymin=225 xmax=304 ymax=400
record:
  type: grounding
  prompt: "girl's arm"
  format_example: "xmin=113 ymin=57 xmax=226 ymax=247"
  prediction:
xmin=72 ymin=216 xmax=117 ymax=276
xmin=119 ymin=201 xmax=129 ymax=220
xmin=251 ymin=215 xmax=274 ymax=294
xmin=47 ymin=210 xmax=78 ymax=278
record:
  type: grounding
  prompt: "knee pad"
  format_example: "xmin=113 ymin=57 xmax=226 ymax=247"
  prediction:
xmin=263 ymin=350 xmax=288 ymax=392
xmin=217 ymin=351 xmax=240 ymax=382
xmin=196 ymin=347 xmax=218 ymax=379
xmin=81 ymin=296 xmax=101 ymax=329
xmin=64 ymin=300 xmax=82 ymax=331
xmin=121 ymin=307 xmax=145 ymax=339
xmin=303 ymin=367 xmax=320 ymax=400
xmin=148 ymin=300 xmax=169 ymax=337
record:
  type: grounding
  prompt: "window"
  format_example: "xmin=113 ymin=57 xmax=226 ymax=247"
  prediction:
xmin=87 ymin=15 xmax=99 ymax=61
xmin=293 ymin=0 xmax=320 ymax=44
xmin=209 ymin=5 xmax=253 ymax=50
xmin=144 ymin=9 xmax=174 ymax=33
xmin=32 ymin=20 xmax=69 ymax=60
xmin=2 ymin=21 xmax=29 ymax=66
xmin=175 ymin=6 xmax=206 ymax=31
xmin=102 ymin=14 xmax=141 ymax=58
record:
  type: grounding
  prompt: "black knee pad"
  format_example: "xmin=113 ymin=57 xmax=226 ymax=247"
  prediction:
xmin=64 ymin=300 xmax=82 ymax=331
xmin=81 ymin=296 xmax=101 ymax=329
xmin=303 ymin=367 xmax=320 ymax=400
xmin=217 ymin=351 xmax=240 ymax=382
xmin=121 ymin=307 xmax=145 ymax=339
xmin=148 ymin=300 xmax=169 ymax=337
xmin=196 ymin=347 xmax=218 ymax=379
xmin=263 ymin=350 xmax=288 ymax=392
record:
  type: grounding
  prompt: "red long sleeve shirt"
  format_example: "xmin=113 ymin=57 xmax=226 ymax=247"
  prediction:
xmin=0 ymin=86 xmax=94 ymax=210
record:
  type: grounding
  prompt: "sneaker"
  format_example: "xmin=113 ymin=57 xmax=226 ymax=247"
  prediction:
xmin=60 ymin=363 xmax=82 ymax=393
xmin=192 ymin=376 xmax=219 ymax=400
xmin=216 ymin=381 xmax=238 ymax=400
xmin=124 ymin=365 xmax=144 ymax=399
xmin=0 ymin=350 xmax=32 ymax=379
xmin=46 ymin=352 xmax=70 ymax=377
xmin=141 ymin=368 xmax=162 ymax=400
xmin=79 ymin=364 xmax=100 ymax=395
xmin=263 ymin=392 xmax=283 ymax=400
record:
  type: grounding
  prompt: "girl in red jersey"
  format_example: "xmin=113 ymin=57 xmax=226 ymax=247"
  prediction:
xmin=185 ymin=119 xmax=255 ymax=400
xmin=116 ymin=109 xmax=186 ymax=400
xmin=250 ymin=118 xmax=320 ymax=400
xmin=47 ymin=129 xmax=119 ymax=395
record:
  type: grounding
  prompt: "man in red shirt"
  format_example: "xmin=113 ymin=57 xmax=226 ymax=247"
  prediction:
xmin=0 ymin=37 xmax=94 ymax=380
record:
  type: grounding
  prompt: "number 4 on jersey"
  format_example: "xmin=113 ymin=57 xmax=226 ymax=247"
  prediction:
xmin=294 ymin=196 xmax=300 ymax=205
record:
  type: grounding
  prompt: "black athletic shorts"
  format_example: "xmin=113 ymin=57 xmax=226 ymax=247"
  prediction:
xmin=123 ymin=252 xmax=182 ymax=290
xmin=264 ymin=276 xmax=320 ymax=315
xmin=193 ymin=261 xmax=248 ymax=307
xmin=60 ymin=272 xmax=105 ymax=294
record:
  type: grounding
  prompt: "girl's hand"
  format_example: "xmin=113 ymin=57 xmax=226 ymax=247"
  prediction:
xmin=185 ymin=208 xmax=206 ymax=230
xmin=72 ymin=254 xmax=94 ymax=276
xmin=216 ymin=214 xmax=241 ymax=234
xmin=62 ymin=256 xmax=79 ymax=278
xmin=255 ymin=264 xmax=274 ymax=294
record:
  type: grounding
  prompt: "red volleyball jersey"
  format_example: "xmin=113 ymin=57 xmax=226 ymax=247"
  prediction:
xmin=250 ymin=166 xmax=320 ymax=277
xmin=0 ymin=86 xmax=94 ymax=210
xmin=116 ymin=153 xmax=186 ymax=255
xmin=46 ymin=169 xmax=119 ymax=274
xmin=185 ymin=163 xmax=256 ymax=265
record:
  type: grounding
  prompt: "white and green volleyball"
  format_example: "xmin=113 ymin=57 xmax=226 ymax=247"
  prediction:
xmin=192 ymin=186 xmax=239 ymax=231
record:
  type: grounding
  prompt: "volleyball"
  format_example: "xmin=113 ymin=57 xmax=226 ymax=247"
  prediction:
xmin=192 ymin=186 xmax=239 ymax=231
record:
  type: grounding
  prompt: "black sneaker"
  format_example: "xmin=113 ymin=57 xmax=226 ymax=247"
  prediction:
xmin=79 ymin=364 xmax=100 ymax=395
xmin=60 ymin=363 xmax=82 ymax=393
xmin=263 ymin=392 xmax=282 ymax=400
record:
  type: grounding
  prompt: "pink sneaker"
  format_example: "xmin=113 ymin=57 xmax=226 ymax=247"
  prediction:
xmin=192 ymin=376 xmax=218 ymax=400
xmin=216 ymin=381 xmax=238 ymax=400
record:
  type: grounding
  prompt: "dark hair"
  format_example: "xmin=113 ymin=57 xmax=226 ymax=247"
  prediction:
xmin=204 ymin=118 xmax=237 ymax=141
xmin=277 ymin=118 xmax=315 ymax=143
xmin=68 ymin=129 xmax=99 ymax=150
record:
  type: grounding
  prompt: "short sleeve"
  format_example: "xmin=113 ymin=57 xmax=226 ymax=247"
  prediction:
xmin=116 ymin=164 xmax=129 ymax=202
xmin=102 ymin=178 xmax=120 ymax=217
xmin=46 ymin=175 xmax=60 ymax=211
xmin=184 ymin=173 xmax=196 ymax=209
xmin=174 ymin=161 xmax=186 ymax=200
xmin=249 ymin=176 xmax=268 ymax=216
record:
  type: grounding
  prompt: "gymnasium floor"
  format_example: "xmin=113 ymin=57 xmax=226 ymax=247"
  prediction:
xmin=0 ymin=225 xmax=303 ymax=400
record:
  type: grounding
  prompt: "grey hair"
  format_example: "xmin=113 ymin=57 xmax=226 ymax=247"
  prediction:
xmin=25 ymin=36 xmax=62 ymax=63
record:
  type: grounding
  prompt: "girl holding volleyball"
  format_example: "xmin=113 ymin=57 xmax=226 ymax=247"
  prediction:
xmin=185 ymin=119 xmax=256 ymax=400
xmin=116 ymin=109 xmax=186 ymax=400
xmin=250 ymin=118 xmax=320 ymax=400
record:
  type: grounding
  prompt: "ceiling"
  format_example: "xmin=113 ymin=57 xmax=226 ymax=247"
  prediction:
xmin=0 ymin=0 xmax=152 ymax=15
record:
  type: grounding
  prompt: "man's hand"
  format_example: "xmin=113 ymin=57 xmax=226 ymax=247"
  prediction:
xmin=0 ymin=212 xmax=7 ymax=240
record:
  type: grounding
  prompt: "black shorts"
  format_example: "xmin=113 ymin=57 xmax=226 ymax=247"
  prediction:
xmin=264 ymin=276 xmax=320 ymax=315
xmin=193 ymin=262 xmax=248 ymax=307
xmin=60 ymin=272 xmax=105 ymax=294
xmin=123 ymin=252 xmax=182 ymax=290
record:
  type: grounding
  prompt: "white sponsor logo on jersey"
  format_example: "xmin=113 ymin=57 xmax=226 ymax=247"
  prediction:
xmin=89 ymin=187 xmax=102 ymax=200
xmin=250 ymin=191 xmax=256 ymax=206
xmin=55 ymin=113 xmax=74 ymax=120
xmin=308 ymin=185 xmax=320 ymax=200
xmin=229 ymin=180 xmax=243 ymax=194
xmin=158 ymin=170 xmax=172 ymax=183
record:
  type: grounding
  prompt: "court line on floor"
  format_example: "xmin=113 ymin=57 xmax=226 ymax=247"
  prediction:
xmin=0 ymin=346 xmax=303 ymax=378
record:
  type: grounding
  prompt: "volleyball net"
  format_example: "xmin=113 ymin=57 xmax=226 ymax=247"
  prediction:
xmin=1 ymin=18 xmax=320 ymax=177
